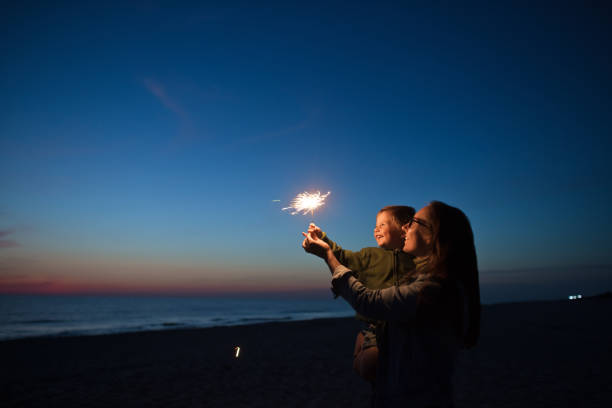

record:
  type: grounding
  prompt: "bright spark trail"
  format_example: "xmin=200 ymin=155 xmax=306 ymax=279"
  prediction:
xmin=282 ymin=191 xmax=331 ymax=216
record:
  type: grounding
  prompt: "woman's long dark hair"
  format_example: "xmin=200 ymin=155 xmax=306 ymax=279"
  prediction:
xmin=423 ymin=201 xmax=481 ymax=349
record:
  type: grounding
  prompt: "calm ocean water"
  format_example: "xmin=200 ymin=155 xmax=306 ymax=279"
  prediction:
xmin=0 ymin=295 xmax=354 ymax=341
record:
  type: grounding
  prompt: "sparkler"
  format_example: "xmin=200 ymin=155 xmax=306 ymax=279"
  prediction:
xmin=282 ymin=191 xmax=331 ymax=216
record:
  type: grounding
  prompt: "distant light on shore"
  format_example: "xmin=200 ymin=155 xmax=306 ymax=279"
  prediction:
xmin=568 ymin=294 xmax=582 ymax=300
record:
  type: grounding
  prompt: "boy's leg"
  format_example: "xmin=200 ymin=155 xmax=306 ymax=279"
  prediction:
xmin=352 ymin=331 xmax=365 ymax=369
xmin=352 ymin=326 xmax=378 ymax=383
xmin=354 ymin=343 xmax=378 ymax=383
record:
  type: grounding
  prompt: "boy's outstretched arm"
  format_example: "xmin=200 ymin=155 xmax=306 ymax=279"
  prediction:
xmin=308 ymin=223 xmax=365 ymax=274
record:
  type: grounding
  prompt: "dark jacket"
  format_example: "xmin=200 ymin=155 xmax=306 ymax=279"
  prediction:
xmin=331 ymin=265 xmax=460 ymax=408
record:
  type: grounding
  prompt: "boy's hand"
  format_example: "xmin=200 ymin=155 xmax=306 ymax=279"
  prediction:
xmin=308 ymin=223 xmax=323 ymax=238
xmin=302 ymin=232 xmax=331 ymax=259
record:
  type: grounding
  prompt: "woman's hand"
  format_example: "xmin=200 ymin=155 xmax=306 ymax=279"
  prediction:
xmin=302 ymin=231 xmax=331 ymax=259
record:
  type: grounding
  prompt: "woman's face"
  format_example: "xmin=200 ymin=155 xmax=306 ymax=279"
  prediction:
xmin=402 ymin=205 xmax=434 ymax=257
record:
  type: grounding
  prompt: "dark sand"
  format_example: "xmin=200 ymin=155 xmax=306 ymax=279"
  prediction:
xmin=2 ymin=298 xmax=611 ymax=407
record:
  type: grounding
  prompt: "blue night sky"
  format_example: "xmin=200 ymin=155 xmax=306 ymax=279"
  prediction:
xmin=1 ymin=1 xmax=611 ymax=302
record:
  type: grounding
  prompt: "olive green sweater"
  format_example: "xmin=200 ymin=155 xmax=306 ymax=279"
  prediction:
xmin=321 ymin=231 xmax=416 ymax=322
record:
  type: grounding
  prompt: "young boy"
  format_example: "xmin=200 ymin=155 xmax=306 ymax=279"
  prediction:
xmin=308 ymin=205 xmax=416 ymax=383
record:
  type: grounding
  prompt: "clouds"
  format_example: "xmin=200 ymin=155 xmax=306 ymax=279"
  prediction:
xmin=142 ymin=77 xmax=202 ymax=147
xmin=479 ymin=265 xmax=612 ymax=304
xmin=142 ymin=78 xmax=188 ymax=120
xmin=0 ymin=252 xmax=329 ymax=295
xmin=0 ymin=229 xmax=19 ymax=248
xmin=0 ymin=277 xmax=54 ymax=293
xmin=224 ymin=107 xmax=321 ymax=150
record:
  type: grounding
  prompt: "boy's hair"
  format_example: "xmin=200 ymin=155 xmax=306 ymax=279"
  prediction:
xmin=378 ymin=205 xmax=415 ymax=227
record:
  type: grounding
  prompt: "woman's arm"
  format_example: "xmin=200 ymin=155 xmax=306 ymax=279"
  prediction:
xmin=331 ymin=265 xmax=440 ymax=322
xmin=302 ymin=232 xmax=439 ymax=322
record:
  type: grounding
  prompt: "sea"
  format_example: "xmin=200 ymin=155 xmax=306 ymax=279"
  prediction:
xmin=0 ymin=294 xmax=354 ymax=341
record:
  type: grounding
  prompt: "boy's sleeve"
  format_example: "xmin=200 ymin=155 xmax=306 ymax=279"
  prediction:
xmin=321 ymin=231 xmax=367 ymax=277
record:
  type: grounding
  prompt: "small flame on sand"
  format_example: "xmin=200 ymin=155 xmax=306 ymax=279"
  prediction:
xmin=234 ymin=346 xmax=240 ymax=358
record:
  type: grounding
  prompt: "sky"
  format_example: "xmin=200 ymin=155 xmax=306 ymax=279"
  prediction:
xmin=1 ymin=1 xmax=611 ymax=303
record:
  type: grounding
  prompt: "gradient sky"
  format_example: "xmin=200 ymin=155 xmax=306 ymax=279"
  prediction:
xmin=1 ymin=1 xmax=611 ymax=302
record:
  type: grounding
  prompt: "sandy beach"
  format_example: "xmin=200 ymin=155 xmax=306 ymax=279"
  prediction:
xmin=2 ymin=297 xmax=611 ymax=407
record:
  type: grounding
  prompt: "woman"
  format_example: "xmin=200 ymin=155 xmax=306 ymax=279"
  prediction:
xmin=302 ymin=201 xmax=480 ymax=407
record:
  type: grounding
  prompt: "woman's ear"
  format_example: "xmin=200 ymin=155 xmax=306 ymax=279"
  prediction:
xmin=423 ymin=229 xmax=434 ymax=249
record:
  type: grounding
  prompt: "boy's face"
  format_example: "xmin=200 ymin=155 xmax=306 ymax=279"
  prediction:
xmin=374 ymin=211 xmax=404 ymax=250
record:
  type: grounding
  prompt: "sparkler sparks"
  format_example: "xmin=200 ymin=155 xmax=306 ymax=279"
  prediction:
xmin=282 ymin=191 xmax=331 ymax=216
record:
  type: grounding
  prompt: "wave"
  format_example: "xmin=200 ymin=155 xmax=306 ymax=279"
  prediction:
xmin=238 ymin=316 xmax=292 ymax=323
xmin=13 ymin=319 xmax=65 ymax=324
xmin=0 ymin=295 xmax=355 ymax=341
